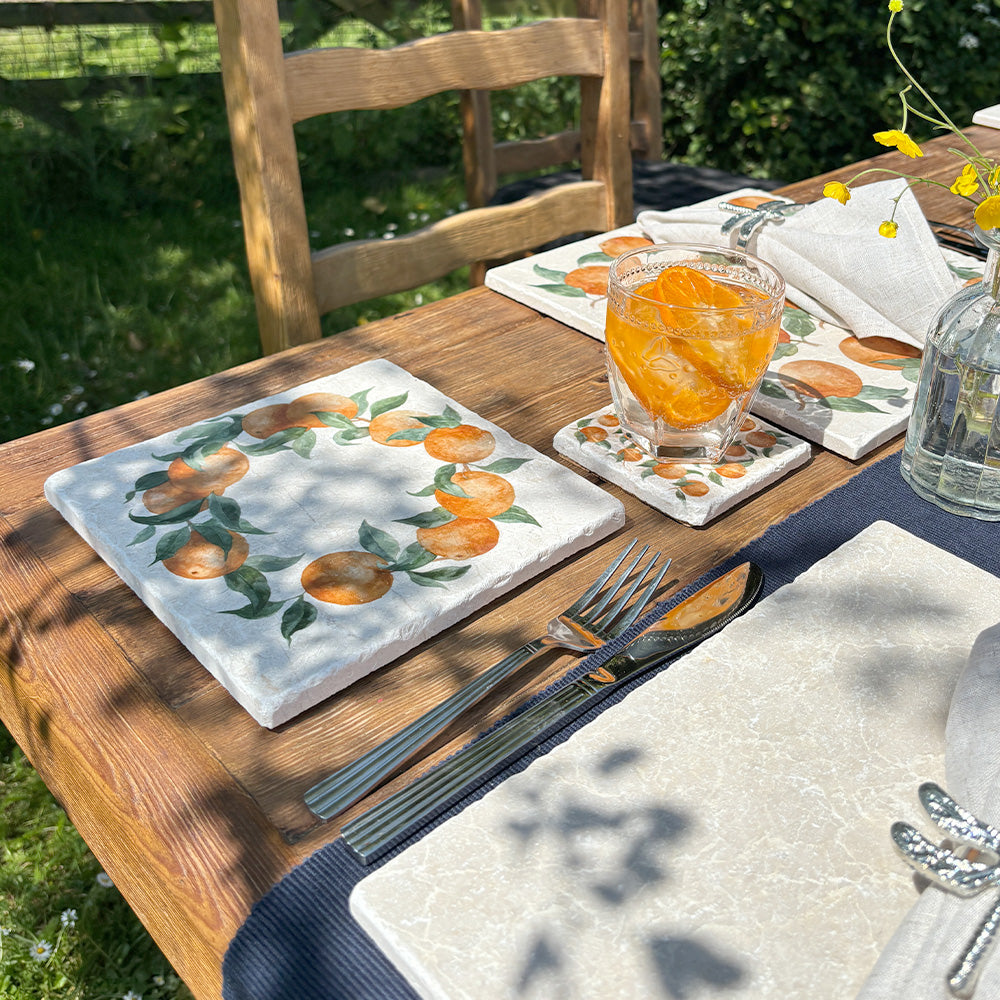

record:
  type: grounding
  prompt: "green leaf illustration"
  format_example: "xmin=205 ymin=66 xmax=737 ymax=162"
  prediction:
xmin=310 ymin=411 xmax=356 ymax=429
xmin=152 ymin=525 xmax=191 ymax=565
xmin=208 ymin=493 xmax=242 ymax=529
xmin=281 ymin=596 xmax=317 ymax=642
xmin=781 ymin=310 xmax=817 ymax=338
xmin=387 ymin=426 xmax=433 ymax=443
xmin=194 ymin=520 xmax=235 ymax=557
xmin=292 ymin=428 xmax=318 ymax=458
xmin=128 ymin=525 xmax=156 ymax=547
xmin=476 ymin=457 xmax=531 ymax=474
xmin=857 ymin=385 xmax=907 ymax=400
xmin=128 ymin=470 xmax=170 ymax=497
xmin=349 ymin=387 xmax=373 ymax=416
xmin=239 ymin=427 xmax=310 ymax=455
xmin=332 ymin=426 xmax=370 ymax=445
xmin=222 ymin=600 xmax=286 ymax=620
xmin=406 ymin=565 xmax=472 ymax=588
xmin=129 ymin=495 xmax=207 ymax=525
xmin=395 ymin=507 xmax=454 ymax=528
xmin=223 ymin=565 xmax=272 ymax=613
xmin=576 ymin=251 xmax=613 ymax=265
xmin=369 ymin=392 xmax=409 ymax=419
xmin=824 ymin=396 xmax=886 ymax=413
xmin=389 ymin=542 xmax=438 ymax=573
xmin=491 ymin=505 xmax=540 ymax=526
xmin=432 ymin=463 xmax=470 ymax=497
xmin=245 ymin=553 xmax=305 ymax=572
xmin=359 ymin=520 xmax=400 ymax=563
xmin=416 ymin=406 xmax=462 ymax=429
xmin=533 ymin=283 xmax=588 ymax=297
xmin=532 ymin=263 xmax=567 ymax=282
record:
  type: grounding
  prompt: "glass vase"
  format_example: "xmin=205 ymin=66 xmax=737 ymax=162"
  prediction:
xmin=900 ymin=226 xmax=1000 ymax=519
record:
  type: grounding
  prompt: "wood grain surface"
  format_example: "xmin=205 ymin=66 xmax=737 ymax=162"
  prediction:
xmin=0 ymin=129 xmax=993 ymax=1000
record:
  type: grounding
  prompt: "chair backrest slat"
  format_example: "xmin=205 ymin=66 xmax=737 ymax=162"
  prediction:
xmin=286 ymin=20 xmax=605 ymax=121
xmin=313 ymin=180 xmax=607 ymax=314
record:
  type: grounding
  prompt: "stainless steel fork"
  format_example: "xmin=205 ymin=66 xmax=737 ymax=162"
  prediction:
xmin=304 ymin=539 xmax=669 ymax=820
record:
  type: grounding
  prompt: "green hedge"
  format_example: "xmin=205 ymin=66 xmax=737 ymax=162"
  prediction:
xmin=657 ymin=0 xmax=1000 ymax=183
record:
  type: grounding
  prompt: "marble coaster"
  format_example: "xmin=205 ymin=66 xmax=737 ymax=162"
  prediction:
xmin=350 ymin=521 xmax=1000 ymax=1000
xmin=484 ymin=195 xmax=984 ymax=460
xmin=553 ymin=407 xmax=810 ymax=526
xmin=973 ymin=104 xmax=1000 ymax=128
xmin=44 ymin=358 xmax=625 ymax=728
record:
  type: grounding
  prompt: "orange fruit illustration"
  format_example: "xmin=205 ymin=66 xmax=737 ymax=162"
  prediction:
xmin=617 ymin=445 xmax=644 ymax=462
xmin=423 ymin=425 xmax=496 ymax=464
xmin=652 ymin=463 xmax=688 ymax=480
xmin=142 ymin=481 xmax=208 ymax=514
xmin=163 ymin=529 xmax=249 ymax=580
xmin=837 ymin=335 xmax=921 ymax=370
xmin=369 ymin=410 xmax=430 ymax=447
xmin=285 ymin=392 xmax=359 ymax=427
xmin=714 ymin=463 xmax=747 ymax=479
xmin=434 ymin=471 xmax=515 ymax=519
xmin=740 ymin=417 xmax=756 ymax=431
xmin=725 ymin=444 xmax=747 ymax=458
xmin=745 ymin=430 xmax=777 ymax=449
xmin=599 ymin=235 xmax=653 ymax=257
xmin=580 ymin=426 xmax=608 ymax=443
xmin=167 ymin=446 xmax=250 ymax=496
xmin=564 ymin=265 xmax=611 ymax=295
xmin=242 ymin=404 xmax=294 ymax=440
xmin=681 ymin=480 xmax=710 ymax=497
xmin=301 ymin=551 xmax=393 ymax=605
xmin=416 ymin=518 xmax=500 ymax=560
xmin=597 ymin=413 xmax=620 ymax=427
xmin=778 ymin=360 xmax=863 ymax=399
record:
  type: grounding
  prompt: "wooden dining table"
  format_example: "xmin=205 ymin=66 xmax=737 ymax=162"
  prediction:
xmin=0 ymin=127 xmax=995 ymax=1000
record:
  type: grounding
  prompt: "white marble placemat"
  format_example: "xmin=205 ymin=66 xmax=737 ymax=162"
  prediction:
xmin=44 ymin=358 xmax=625 ymax=728
xmin=553 ymin=407 xmax=810 ymax=525
xmin=973 ymin=104 xmax=1000 ymax=128
xmin=350 ymin=521 xmax=1000 ymax=1000
xmin=484 ymin=194 xmax=983 ymax=460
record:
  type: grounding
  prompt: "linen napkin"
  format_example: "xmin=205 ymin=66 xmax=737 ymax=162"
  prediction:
xmin=637 ymin=177 xmax=957 ymax=348
xmin=856 ymin=620 xmax=1000 ymax=1000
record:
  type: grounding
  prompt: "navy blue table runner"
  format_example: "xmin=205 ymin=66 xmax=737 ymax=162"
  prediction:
xmin=223 ymin=454 xmax=1000 ymax=1000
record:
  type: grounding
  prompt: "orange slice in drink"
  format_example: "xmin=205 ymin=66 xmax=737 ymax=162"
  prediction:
xmin=648 ymin=265 xmax=776 ymax=390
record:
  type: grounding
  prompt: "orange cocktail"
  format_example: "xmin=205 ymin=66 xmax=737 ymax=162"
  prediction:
xmin=605 ymin=244 xmax=785 ymax=463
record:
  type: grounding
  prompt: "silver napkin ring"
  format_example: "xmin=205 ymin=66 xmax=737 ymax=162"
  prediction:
xmin=892 ymin=782 xmax=1000 ymax=998
xmin=718 ymin=199 xmax=803 ymax=250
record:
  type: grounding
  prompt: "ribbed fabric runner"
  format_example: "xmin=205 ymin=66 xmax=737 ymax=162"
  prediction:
xmin=222 ymin=453 xmax=1000 ymax=1000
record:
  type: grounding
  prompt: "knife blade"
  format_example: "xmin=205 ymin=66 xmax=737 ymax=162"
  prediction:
xmin=341 ymin=561 xmax=763 ymax=863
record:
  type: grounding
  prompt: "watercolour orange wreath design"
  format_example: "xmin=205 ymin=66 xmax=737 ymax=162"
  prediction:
xmin=125 ymin=388 xmax=538 ymax=642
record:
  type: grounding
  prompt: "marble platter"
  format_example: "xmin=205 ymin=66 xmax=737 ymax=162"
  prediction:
xmin=350 ymin=520 xmax=1000 ymax=1000
xmin=484 ymin=194 xmax=984 ymax=460
xmin=43 ymin=358 xmax=625 ymax=728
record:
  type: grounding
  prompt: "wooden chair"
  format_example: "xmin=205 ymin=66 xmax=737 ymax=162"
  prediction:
xmin=213 ymin=0 xmax=634 ymax=355
xmin=454 ymin=0 xmax=661 ymax=216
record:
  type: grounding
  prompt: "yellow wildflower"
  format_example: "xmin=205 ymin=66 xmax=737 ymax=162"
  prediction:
xmin=990 ymin=165 xmax=1000 ymax=189
xmin=878 ymin=220 xmax=898 ymax=238
xmin=974 ymin=195 xmax=1000 ymax=230
xmin=888 ymin=0 xmax=903 ymax=10
xmin=873 ymin=129 xmax=924 ymax=158
xmin=950 ymin=163 xmax=979 ymax=197
xmin=823 ymin=181 xmax=851 ymax=205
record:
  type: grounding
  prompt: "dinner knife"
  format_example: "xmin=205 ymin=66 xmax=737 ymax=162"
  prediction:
xmin=341 ymin=561 xmax=763 ymax=863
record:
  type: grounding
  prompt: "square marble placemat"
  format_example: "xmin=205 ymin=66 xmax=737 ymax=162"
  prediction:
xmin=553 ymin=407 xmax=810 ymax=525
xmin=44 ymin=358 xmax=625 ymax=728
xmin=350 ymin=520 xmax=1000 ymax=1000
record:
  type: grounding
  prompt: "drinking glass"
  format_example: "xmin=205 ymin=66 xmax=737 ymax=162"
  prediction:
xmin=605 ymin=243 xmax=785 ymax=464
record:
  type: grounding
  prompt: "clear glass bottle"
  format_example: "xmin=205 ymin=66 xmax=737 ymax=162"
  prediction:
xmin=900 ymin=226 xmax=1000 ymax=519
